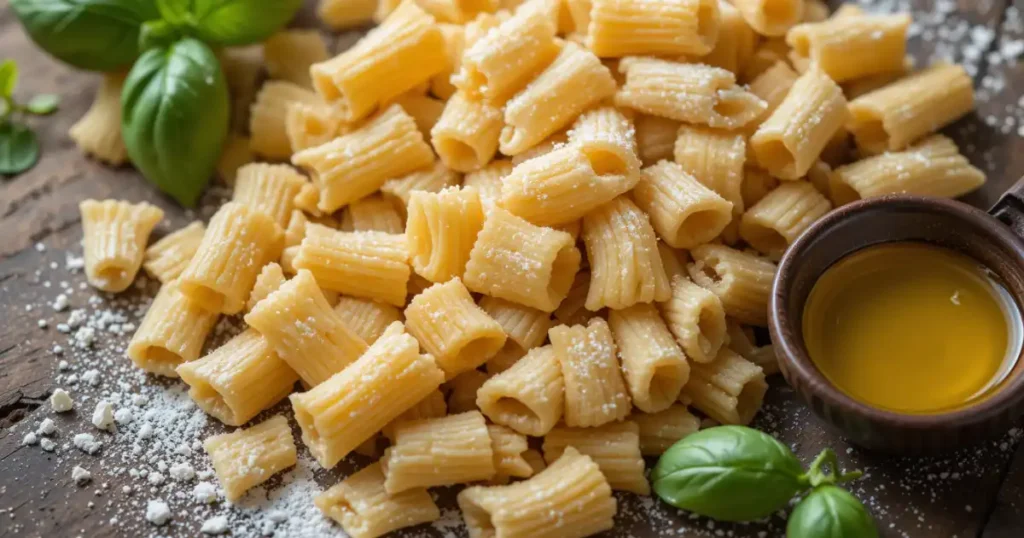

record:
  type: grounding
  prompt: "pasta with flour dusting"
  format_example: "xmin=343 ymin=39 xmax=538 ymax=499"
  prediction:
xmin=204 ymin=415 xmax=297 ymax=501
xmin=549 ymin=319 xmax=632 ymax=427
xmin=316 ymin=462 xmax=439 ymax=538
xmin=80 ymin=199 xmax=164 ymax=292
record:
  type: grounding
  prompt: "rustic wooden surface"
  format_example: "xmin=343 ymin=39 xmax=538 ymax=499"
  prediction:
xmin=2 ymin=1 xmax=1024 ymax=537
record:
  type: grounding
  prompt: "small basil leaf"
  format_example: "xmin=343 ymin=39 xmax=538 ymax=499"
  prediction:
xmin=652 ymin=426 xmax=807 ymax=522
xmin=787 ymin=486 xmax=879 ymax=538
xmin=9 ymin=0 xmax=160 ymax=71
xmin=121 ymin=37 xmax=228 ymax=206
xmin=0 ymin=122 xmax=40 ymax=175
xmin=0 ymin=60 xmax=17 ymax=97
xmin=27 ymin=94 xmax=60 ymax=115
xmin=185 ymin=0 xmax=304 ymax=46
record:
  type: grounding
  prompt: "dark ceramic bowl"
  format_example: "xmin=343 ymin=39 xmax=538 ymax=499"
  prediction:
xmin=769 ymin=188 xmax=1024 ymax=454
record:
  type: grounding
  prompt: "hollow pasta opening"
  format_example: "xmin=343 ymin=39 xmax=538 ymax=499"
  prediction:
xmin=736 ymin=377 xmax=769 ymax=424
xmin=311 ymin=68 xmax=341 ymax=103
xmin=851 ymin=117 xmax=889 ymax=153
xmin=453 ymin=336 xmax=508 ymax=376
xmin=742 ymin=223 xmax=788 ymax=258
xmin=459 ymin=496 xmax=497 ymax=538
xmin=494 ymin=397 xmax=541 ymax=429
xmin=678 ymin=209 xmax=731 ymax=247
xmin=292 ymin=403 xmax=320 ymax=446
xmin=546 ymin=245 xmax=581 ymax=310
xmin=582 ymin=145 xmax=631 ymax=177
xmin=697 ymin=305 xmax=725 ymax=359
xmin=142 ymin=346 xmax=185 ymax=378
xmin=787 ymin=31 xmax=811 ymax=57
xmin=647 ymin=363 xmax=688 ymax=407
xmin=436 ymin=137 xmax=480 ymax=171
xmin=753 ymin=139 xmax=795 ymax=176
xmin=763 ymin=0 xmax=801 ymax=26
xmin=183 ymin=377 xmax=236 ymax=426
xmin=180 ymin=282 xmax=228 ymax=313
xmin=696 ymin=0 xmax=721 ymax=50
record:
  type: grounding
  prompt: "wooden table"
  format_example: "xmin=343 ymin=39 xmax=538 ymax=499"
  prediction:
xmin=2 ymin=1 xmax=1024 ymax=537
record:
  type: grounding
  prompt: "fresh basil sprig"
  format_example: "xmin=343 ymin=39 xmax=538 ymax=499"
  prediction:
xmin=653 ymin=426 xmax=876 ymax=537
xmin=156 ymin=0 xmax=304 ymax=46
xmin=10 ymin=0 xmax=301 ymax=204
xmin=0 ymin=60 xmax=60 ymax=176
xmin=9 ymin=0 xmax=160 ymax=71
xmin=121 ymin=38 xmax=229 ymax=206
xmin=788 ymin=485 xmax=879 ymax=538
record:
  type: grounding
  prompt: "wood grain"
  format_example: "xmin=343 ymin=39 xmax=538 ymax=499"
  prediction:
xmin=1 ymin=1 xmax=1023 ymax=537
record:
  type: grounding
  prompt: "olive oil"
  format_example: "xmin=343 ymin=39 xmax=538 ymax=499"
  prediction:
xmin=803 ymin=243 xmax=1022 ymax=414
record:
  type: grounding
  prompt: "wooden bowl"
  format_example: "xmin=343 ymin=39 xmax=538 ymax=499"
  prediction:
xmin=769 ymin=194 xmax=1024 ymax=453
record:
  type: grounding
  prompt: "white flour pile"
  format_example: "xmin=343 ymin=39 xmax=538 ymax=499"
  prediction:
xmin=3 ymin=2 xmax=1024 ymax=537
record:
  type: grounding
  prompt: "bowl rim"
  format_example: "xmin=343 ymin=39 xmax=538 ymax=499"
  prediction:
xmin=770 ymin=194 xmax=1024 ymax=430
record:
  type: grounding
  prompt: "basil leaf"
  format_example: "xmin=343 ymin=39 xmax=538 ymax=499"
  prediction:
xmin=0 ymin=122 xmax=40 ymax=175
xmin=9 ymin=0 xmax=160 ymax=71
xmin=787 ymin=486 xmax=878 ymax=538
xmin=652 ymin=426 xmax=807 ymax=522
xmin=27 ymin=94 xmax=60 ymax=115
xmin=176 ymin=0 xmax=304 ymax=46
xmin=0 ymin=60 xmax=17 ymax=97
xmin=121 ymin=37 xmax=228 ymax=207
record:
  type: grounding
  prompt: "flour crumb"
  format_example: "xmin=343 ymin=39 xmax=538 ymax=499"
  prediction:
xmin=114 ymin=407 xmax=133 ymax=424
xmin=52 ymin=293 xmax=69 ymax=311
xmin=148 ymin=472 xmax=166 ymax=486
xmin=92 ymin=401 xmax=115 ymax=431
xmin=50 ymin=388 xmax=74 ymax=412
xmin=82 ymin=369 xmax=101 ymax=386
xmin=22 ymin=432 xmax=38 ymax=446
xmin=194 ymin=482 xmax=219 ymax=504
xmin=145 ymin=500 xmax=171 ymax=526
xmin=73 ymin=433 xmax=102 ymax=454
xmin=57 ymin=360 xmax=69 ymax=371
xmin=138 ymin=423 xmax=154 ymax=439
xmin=40 ymin=438 xmax=56 ymax=452
xmin=72 ymin=466 xmax=92 ymax=485
xmin=37 ymin=418 xmax=57 ymax=436
xmin=201 ymin=515 xmax=230 ymax=535
xmin=170 ymin=463 xmax=195 ymax=481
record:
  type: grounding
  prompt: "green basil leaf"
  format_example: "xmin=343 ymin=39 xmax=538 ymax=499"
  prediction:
xmin=0 ymin=60 xmax=17 ymax=97
xmin=652 ymin=426 xmax=807 ymax=522
xmin=121 ymin=37 xmax=228 ymax=207
xmin=184 ymin=0 xmax=304 ymax=46
xmin=27 ymin=94 xmax=60 ymax=115
xmin=9 ymin=0 xmax=160 ymax=71
xmin=787 ymin=486 xmax=879 ymax=538
xmin=0 ymin=122 xmax=40 ymax=175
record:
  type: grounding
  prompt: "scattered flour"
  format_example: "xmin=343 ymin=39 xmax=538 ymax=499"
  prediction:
xmin=50 ymin=388 xmax=74 ymax=412
xmin=201 ymin=515 xmax=230 ymax=535
xmin=92 ymin=401 xmax=115 ymax=431
xmin=145 ymin=500 xmax=171 ymax=526
xmin=72 ymin=466 xmax=92 ymax=485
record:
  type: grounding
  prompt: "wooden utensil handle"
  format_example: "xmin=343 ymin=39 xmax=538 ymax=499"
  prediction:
xmin=990 ymin=176 xmax=1024 ymax=238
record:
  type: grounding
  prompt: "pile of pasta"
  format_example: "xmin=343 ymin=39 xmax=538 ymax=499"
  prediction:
xmin=73 ymin=0 xmax=987 ymax=537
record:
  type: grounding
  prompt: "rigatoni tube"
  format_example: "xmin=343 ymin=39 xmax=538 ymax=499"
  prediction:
xmin=382 ymin=411 xmax=496 ymax=493
xmin=688 ymin=244 xmax=776 ymax=326
xmin=477 ymin=345 xmax=565 ymax=437
xmin=586 ymin=0 xmax=720 ymax=57
xmin=127 ymin=282 xmax=219 ymax=378
xmin=333 ymin=296 xmax=402 ymax=345
xmin=404 ymin=278 xmax=507 ymax=379
xmin=291 ymin=104 xmax=434 ymax=213
xmin=315 ymin=462 xmax=440 ymax=538
xmin=431 ymin=91 xmax=504 ymax=172
xmin=406 ymin=187 xmax=485 ymax=283
xmin=786 ymin=14 xmax=911 ymax=83
xmin=549 ymin=319 xmax=632 ymax=428
xmin=176 ymin=329 xmax=298 ymax=426
xmin=634 ymin=161 xmax=733 ymax=249
xmin=582 ymin=196 xmax=671 ymax=311
xmin=244 ymin=270 xmax=368 ymax=387
xmin=830 ymin=134 xmax=985 ymax=204
xmin=310 ymin=0 xmax=447 ymax=122
xmin=457 ymin=446 xmax=616 ymax=538
xmin=679 ymin=347 xmax=768 ymax=425
xmin=80 ymin=199 xmax=164 ymax=293
xmin=660 ymin=275 xmax=727 ymax=363
xmin=750 ymin=67 xmax=848 ymax=180
xmin=203 ymin=415 xmax=297 ymax=501
xmin=178 ymin=201 xmax=283 ymax=314
xmin=143 ymin=221 xmax=204 ymax=284
xmin=633 ymin=404 xmax=701 ymax=455
xmin=847 ymin=64 xmax=974 ymax=154
xmin=542 ymin=421 xmax=649 ymax=494
xmin=608 ymin=303 xmax=690 ymax=413
xmin=464 ymin=207 xmax=581 ymax=312
xmin=740 ymin=181 xmax=832 ymax=259
xmin=290 ymin=322 xmax=445 ymax=469
xmin=293 ymin=225 xmax=410 ymax=307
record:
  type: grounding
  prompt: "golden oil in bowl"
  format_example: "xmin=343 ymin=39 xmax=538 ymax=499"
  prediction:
xmin=802 ymin=242 xmax=1023 ymax=414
